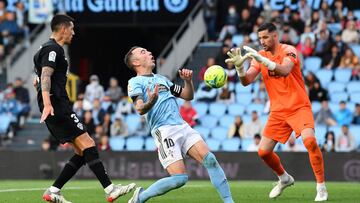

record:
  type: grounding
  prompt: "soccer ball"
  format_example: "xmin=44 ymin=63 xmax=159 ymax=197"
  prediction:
xmin=204 ymin=65 xmax=228 ymax=88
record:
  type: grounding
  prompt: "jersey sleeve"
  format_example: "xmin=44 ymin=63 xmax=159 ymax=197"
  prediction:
xmin=128 ymin=78 xmax=144 ymax=102
xmin=158 ymin=74 xmax=182 ymax=97
xmin=39 ymin=45 xmax=60 ymax=70
xmin=283 ymin=45 xmax=299 ymax=65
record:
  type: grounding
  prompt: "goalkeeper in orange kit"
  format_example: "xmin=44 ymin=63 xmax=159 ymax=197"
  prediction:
xmin=225 ymin=22 xmax=328 ymax=201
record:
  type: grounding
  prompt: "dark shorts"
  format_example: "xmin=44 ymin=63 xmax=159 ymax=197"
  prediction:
xmin=45 ymin=110 xmax=86 ymax=144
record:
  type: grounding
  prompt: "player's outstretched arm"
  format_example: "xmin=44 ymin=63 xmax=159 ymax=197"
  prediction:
xmin=178 ymin=68 xmax=194 ymax=101
xmin=134 ymin=84 xmax=159 ymax=115
xmin=40 ymin=66 xmax=54 ymax=123
xmin=225 ymin=47 xmax=259 ymax=86
xmin=243 ymin=46 xmax=294 ymax=76
xmin=225 ymin=47 xmax=251 ymax=77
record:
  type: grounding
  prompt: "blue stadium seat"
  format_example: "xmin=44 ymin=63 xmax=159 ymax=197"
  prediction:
xmin=347 ymin=102 xmax=356 ymax=113
xmin=315 ymin=125 xmax=327 ymax=145
xmin=327 ymin=82 xmax=345 ymax=93
xmin=209 ymin=103 xmax=227 ymax=117
xmin=304 ymin=57 xmax=321 ymax=72
xmin=193 ymin=126 xmax=211 ymax=139
xmin=349 ymin=125 xmax=360 ymax=148
xmin=242 ymin=115 xmax=252 ymax=123
xmin=235 ymin=83 xmax=252 ymax=93
xmin=327 ymin=23 xmax=342 ymax=35
xmin=227 ymin=82 xmax=235 ymax=92
xmin=260 ymin=115 xmax=268 ymax=125
xmin=0 ymin=115 xmax=11 ymax=135
xmin=328 ymin=126 xmax=342 ymax=138
xmin=350 ymin=93 xmax=360 ymax=103
xmin=211 ymin=126 xmax=228 ymax=141
xmin=312 ymin=101 xmax=321 ymax=113
xmin=200 ymin=115 xmax=218 ymax=129
xmin=334 ymin=69 xmax=352 ymax=83
xmin=316 ymin=69 xmax=333 ymax=88
xmin=241 ymin=138 xmax=253 ymax=151
xmin=144 ymin=137 xmax=156 ymax=151
xmin=252 ymin=81 xmax=260 ymax=94
xmin=109 ymin=137 xmax=125 ymax=151
xmin=236 ymin=93 xmax=253 ymax=105
xmin=330 ymin=92 xmax=348 ymax=103
xmin=221 ymin=138 xmax=241 ymax=151
xmin=346 ymin=81 xmax=360 ymax=94
xmin=126 ymin=114 xmax=141 ymax=134
xmin=350 ymin=44 xmax=360 ymax=58
xmin=176 ymin=98 xmax=185 ymax=107
xmin=232 ymin=34 xmax=244 ymax=46
xmin=193 ymin=102 xmax=209 ymax=117
xmin=206 ymin=138 xmax=221 ymax=151
xmin=329 ymin=102 xmax=339 ymax=113
xmin=219 ymin=115 xmax=235 ymax=128
xmin=126 ymin=137 xmax=144 ymax=151
xmin=228 ymin=103 xmax=245 ymax=116
xmin=246 ymin=103 xmax=264 ymax=115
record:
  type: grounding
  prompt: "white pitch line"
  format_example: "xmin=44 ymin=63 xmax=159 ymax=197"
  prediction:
xmin=0 ymin=186 xmax=96 ymax=193
xmin=0 ymin=184 xmax=244 ymax=193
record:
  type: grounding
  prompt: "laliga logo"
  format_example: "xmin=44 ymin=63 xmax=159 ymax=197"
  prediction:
xmin=343 ymin=160 xmax=360 ymax=181
xmin=164 ymin=0 xmax=188 ymax=13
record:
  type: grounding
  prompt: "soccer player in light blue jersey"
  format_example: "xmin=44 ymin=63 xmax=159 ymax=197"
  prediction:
xmin=124 ymin=46 xmax=234 ymax=203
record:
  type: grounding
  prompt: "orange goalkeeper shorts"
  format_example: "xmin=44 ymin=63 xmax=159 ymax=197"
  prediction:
xmin=263 ymin=106 xmax=315 ymax=144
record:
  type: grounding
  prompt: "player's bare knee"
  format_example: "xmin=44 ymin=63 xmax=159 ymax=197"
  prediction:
xmin=203 ymin=152 xmax=219 ymax=168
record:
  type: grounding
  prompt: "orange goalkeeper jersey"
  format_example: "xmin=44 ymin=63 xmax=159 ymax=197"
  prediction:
xmin=250 ymin=43 xmax=311 ymax=113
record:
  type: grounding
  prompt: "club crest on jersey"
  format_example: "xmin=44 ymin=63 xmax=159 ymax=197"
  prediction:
xmin=48 ymin=51 xmax=56 ymax=62
xmin=77 ymin=123 xmax=84 ymax=130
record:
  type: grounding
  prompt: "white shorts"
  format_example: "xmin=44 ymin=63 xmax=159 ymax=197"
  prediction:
xmin=152 ymin=123 xmax=204 ymax=169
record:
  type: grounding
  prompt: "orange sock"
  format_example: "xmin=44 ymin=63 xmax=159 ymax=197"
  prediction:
xmin=258 ymin=149 xmax=285 ymax=176
xmin=303 ymin=136 xmax=325 ymax=183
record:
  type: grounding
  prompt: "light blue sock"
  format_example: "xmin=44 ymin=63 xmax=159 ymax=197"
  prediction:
xmin=139 ymin=174 xmax=188 ymax=203
xmin=203 ymin=152 xmax=234 ymax=203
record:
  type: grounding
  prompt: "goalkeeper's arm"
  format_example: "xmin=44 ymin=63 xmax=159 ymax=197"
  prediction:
xmin=243 ymin=46 xmax=295 ymax=76
xmin=225 ymin=48 xmax=260 ymax=86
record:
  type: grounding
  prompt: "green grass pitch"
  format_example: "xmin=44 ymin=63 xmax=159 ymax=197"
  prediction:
xmin=0 ymin=180 xmax=359 ymax=203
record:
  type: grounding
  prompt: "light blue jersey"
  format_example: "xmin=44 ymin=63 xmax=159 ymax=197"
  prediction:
xmin=127 ymin=74 xmax=184 ymax=131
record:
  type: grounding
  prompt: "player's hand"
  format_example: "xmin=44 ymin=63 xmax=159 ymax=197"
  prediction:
xmin=40 ymin=104 xmax=54 ymax=123
xmin=225 ymin=47 xmax=251 ymax=77
xmin=33 ymin=76 xmax=39 ymax=88
xmin=243 ymin=46 xmax=276 ymax=70
xmin=178 ymin=68 xmax=193 ymax=82
xmin=147 ymin=84 xmax=159 ymax=104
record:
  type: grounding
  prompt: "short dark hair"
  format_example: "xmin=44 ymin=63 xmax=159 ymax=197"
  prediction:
xmin=258 ymin=22 xmax=277 ymax=33
xmin=50 ymin=14 xmax=74 ymax=32
xmin=124 ymin=46 xmax=140 ymax=70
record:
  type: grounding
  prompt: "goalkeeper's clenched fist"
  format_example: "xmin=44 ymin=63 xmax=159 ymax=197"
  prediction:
xmin=225 ymin=47 xmax=252 ymax=77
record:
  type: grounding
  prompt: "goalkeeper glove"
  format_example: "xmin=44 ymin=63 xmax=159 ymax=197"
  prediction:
xmin=243 ymin=46 xmax=276 ymax=71
xmin=225 ymin=48 xmax=252 ymax=77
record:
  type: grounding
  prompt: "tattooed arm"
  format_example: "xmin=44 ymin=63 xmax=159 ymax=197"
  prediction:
xmin=134 ymin=85 xmax=159 ymax=115
xmin=40 ymin=67 xmax=55 ymax=123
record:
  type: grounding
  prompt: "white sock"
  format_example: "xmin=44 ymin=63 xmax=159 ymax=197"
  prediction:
xmin=278 ymin=171 xmax=289 ymax=182
xmin=317 ymin=182 xmax=326 ymax=190
xmin=49 ymin=186 xmax=60 ymax=193
xmin=104 ymin=183 xmax=114 ymax=194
